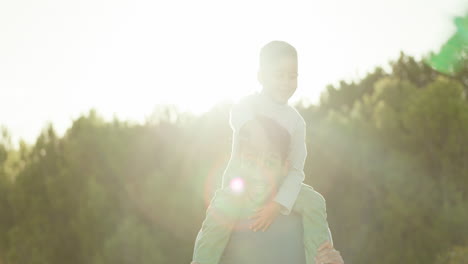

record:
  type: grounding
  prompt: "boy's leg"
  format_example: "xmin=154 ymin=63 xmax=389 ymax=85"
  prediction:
xmin=292 ymin=184 xmax=332 ymax=264
xmin=192 ymin=188 xmax=243 ymax=264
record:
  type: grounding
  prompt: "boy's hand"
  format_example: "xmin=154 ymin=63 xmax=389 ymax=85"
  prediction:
xmin=249 ymin=201 xmax=283 ymax=232
xmin=314 ymin=240 xmax=344 ymax=264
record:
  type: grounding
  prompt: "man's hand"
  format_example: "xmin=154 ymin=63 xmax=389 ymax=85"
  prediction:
xmin=314 ymin=240 xmax=344 ymax=264
xmin=249 ymin=201 xmax=283 ymax=232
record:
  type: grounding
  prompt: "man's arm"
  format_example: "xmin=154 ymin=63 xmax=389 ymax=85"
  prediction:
xmin=273 ymin=118 xmax=307 ymax=215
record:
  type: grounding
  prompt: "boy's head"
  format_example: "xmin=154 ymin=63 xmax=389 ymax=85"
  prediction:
xmin=237 ymin=116 xmax=290 ymax=203
xmin=258 ymin=41 xmax=298 ymax=104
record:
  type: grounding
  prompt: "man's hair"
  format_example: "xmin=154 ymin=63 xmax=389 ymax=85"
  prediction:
xmin=239 ymin=116 xmax=290 ymax=161
xmin=259 ymin=40 xmax=297 ymax=71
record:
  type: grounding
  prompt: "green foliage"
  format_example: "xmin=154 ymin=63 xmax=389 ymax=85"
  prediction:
xmin=436 ymin=246 xmax=468 ymax=264
xmin=312 ymin=71 xmax=468 ymax=263
xmin=0 ymin=107 xmax=232 ymax=264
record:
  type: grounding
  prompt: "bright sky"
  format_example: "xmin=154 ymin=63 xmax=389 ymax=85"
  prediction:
xmin=0 ymin=0 xmax=467 ymax=145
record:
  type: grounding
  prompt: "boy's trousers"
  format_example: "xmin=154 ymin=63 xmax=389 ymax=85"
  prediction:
xmin=192 ymin=183 xmax=332 ymax=264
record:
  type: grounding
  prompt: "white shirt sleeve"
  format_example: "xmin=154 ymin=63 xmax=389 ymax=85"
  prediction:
xmin=273 ymin=118 xmax=307 ymax=215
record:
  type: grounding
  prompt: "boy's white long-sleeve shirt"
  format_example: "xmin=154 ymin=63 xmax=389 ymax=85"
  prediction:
xmin=221 ymin=92 xmax=307 ymax=215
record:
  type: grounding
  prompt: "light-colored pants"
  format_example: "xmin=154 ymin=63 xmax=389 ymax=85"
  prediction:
xmin=192 ymin=183 xmax=332 ymax=264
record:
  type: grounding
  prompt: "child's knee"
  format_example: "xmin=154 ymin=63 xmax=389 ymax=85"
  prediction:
xmin=301 ymin=186 xmax=327 ymax=212
xmin=204 ymin=190 xmax=242 ymax=224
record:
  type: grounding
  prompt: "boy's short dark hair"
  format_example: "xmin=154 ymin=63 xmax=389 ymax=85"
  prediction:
xmin=259 ymin=41 xmax=297 ymax=71
xmin=239 ymin=116 xmax=290 ymax=161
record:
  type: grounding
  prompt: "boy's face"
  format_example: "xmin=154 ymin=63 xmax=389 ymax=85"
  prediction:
xmin=258 ymin=55 xmax=298 ymax=104
xmin=238 ymin=125 xmax=288 ymax=204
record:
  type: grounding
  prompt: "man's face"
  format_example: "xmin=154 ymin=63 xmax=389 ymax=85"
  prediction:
xmin=258 ymin=55 xmax=298 ymax=104
xmin=239 ymin=126 xmax=287 ymax=204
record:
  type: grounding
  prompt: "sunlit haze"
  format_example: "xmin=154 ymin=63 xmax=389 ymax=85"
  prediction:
xmin=0 ymin=0 xmax=466 ymax=144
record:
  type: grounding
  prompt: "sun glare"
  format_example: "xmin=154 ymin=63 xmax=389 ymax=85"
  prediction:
xmin=146 ymin=41 xmax=261 ymax=115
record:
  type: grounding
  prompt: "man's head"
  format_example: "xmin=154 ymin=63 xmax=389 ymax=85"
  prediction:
xmin=258 ymin=41 xmax=298 ymax=104
xmin=237 ymin=116 xmax=290 ymax=203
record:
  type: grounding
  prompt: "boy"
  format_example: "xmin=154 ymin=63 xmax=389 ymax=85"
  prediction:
xmin=192 ymin=41 xmax=332 ymax=264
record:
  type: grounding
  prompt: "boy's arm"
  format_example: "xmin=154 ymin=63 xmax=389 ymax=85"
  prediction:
xmin=273 ymin=118 xmax=307 ymax=215
xmin=221 ymin=101 xmax=254 ymax=189
xmin=221 ymin=131 xmax=240 ymax=189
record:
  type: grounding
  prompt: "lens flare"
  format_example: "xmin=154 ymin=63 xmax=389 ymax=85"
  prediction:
xmin=229 ymin=177 xmax=245 ymax=193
